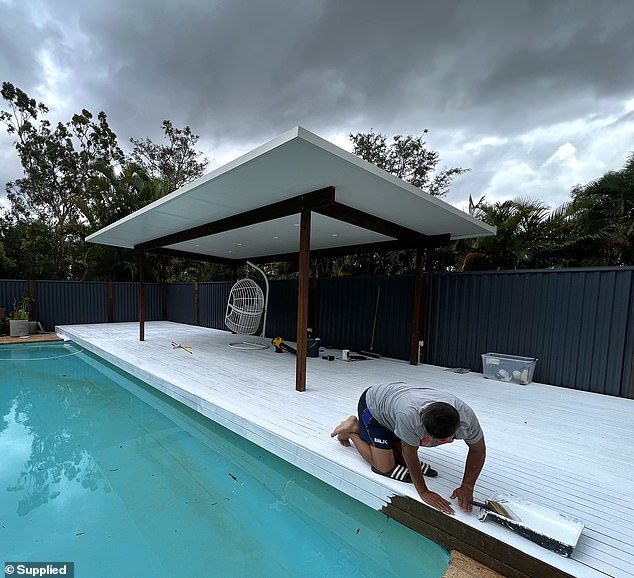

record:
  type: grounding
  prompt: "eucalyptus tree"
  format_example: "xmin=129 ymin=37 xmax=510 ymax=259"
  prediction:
xmin=307 ymin=129 xmax=468 ymax=277
xmin=129 ymin=120 xmax=209 ymax=192
xmin=0 ymin=82 xmax=124 ymax=279
xmin=350 ymin=129 xmax=468 ymax=198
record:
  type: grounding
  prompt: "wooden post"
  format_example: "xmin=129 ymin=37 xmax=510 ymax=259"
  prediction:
xmin=295 ymin=209 xmax=311 ymax=392
xmin=139 ymin=252 xmax=146 ymax=341
xmin=28 ymin=279 xmax=36 ymax=322
xmin=409 ymin=247 xmax=425 ymax=365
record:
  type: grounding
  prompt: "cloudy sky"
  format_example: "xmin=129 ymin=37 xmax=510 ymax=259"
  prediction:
xmin=1 ymin=0 xmax=633 ymax=212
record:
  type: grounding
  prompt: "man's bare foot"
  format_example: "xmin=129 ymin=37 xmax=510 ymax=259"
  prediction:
xmin=330 ymin=415 xmax=359 ymax=439
xmin=336 ymin=433 xmax=351 ymax=447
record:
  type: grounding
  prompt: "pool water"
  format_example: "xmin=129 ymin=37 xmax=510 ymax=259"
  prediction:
xmin=0 ymin=342 xmax=450 ymax=577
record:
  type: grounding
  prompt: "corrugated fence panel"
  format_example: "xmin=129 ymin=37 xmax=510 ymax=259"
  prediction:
xmin=3 ymin=269 xmax=632 ymax=397
xmin=428 ymin=268 xmax=634 ymax=398
xmin=36 ymin=281 xmax=108 ymax=329
xmin=113 ymin=282 xmax=163 ymax=322
xmin=0 ymin=280 xmax=28 ymax=316
xmin=265 ymin=280 xmax=299 ymax=340
xmin=317 ymin=276 xmax=414 ymax=360
xmin=199 ymin=281 xmax=232 ymax=329
xmin=167 ymin=284 xmax=195 ymax=325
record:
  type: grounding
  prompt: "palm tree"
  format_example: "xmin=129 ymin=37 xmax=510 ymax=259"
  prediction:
xmin=566 ymin=153 xmax=634 ymax=265
xmin=73 ymin=164 xmax=171 ymax=281
xmin=458 ymin=197 xmax=560 ymax=270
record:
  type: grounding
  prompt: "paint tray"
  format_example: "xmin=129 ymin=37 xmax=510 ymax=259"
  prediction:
xmin=475 ymin=492 xmax=584 ymax=557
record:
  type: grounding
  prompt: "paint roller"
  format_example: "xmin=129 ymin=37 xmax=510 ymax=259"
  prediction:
xmin=472 ymin=492 xmax=584 ymax=558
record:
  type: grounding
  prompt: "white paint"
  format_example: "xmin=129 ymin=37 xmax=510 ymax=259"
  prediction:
xmin=487 ymin=492 xmax=584 ymax=551
xmin=55 ymin=322 xmax=634 ymax=578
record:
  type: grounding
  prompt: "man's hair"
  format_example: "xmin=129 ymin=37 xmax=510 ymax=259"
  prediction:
xmin=422 ymin=402 xmax=460 ymax=439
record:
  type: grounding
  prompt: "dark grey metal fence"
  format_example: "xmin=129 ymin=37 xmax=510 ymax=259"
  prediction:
xmin=427 ymin=268 xmax=634 ymax=398
xmin=37 ymin=281 xmax=109 ymax=329
xmin=0 ymin=280 xmax=28 ymax=317
xmin=112 ymin=282 xmax=163 ymax=323
xmin=317 ymin=276 xmax=414 ymax=360
xmin=198 ymin=281 xmax=232 ymax=329
xmin=2 ymin=267 xmax=633 ymax=398
xmin=166 ymin=284 xmax=195 ymax=325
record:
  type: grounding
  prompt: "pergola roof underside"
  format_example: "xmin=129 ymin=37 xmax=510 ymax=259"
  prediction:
xmin=87 ymin=127 xmax=495 ymax=261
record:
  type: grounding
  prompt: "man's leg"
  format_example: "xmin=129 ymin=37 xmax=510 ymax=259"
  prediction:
xmin=331 ymin=416 xmax=395 ymax=472
xmin=348 ymin=432 xmax=395 ymax=472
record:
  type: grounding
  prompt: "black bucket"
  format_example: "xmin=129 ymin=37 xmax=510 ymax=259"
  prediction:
xmin=307 ymin=338 xmax=321 ymax=358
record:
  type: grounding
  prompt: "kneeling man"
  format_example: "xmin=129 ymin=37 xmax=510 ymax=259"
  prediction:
xmin=331 ymin=381 xmax=486 ymax=515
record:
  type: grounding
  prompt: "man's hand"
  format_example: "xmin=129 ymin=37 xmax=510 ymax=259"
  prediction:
xmin=451 ymin=485 xmax=474 ymax=512
xmin=420 ymin=490 xmax=455 ymax=515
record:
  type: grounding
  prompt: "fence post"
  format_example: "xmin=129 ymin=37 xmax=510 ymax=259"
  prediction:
xmin=194 ymin=282 xmax=199 ymax=325
xmin=28 ymin=279 xmax=37 ymax=321
xmin=107 ymin=280 xmax=113 ymax=323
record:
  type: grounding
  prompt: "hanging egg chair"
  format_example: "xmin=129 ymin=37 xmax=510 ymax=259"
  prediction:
xmin=225 ymin=261 xmax=269 ymax=349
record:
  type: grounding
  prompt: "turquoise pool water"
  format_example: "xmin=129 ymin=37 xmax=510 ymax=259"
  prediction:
xmin=0 ymin=342 xmax=450 ymax=577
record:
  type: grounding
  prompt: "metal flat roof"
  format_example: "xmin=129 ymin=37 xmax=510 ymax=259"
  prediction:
xmin=86 ymin=127 xmax=495 ymax=261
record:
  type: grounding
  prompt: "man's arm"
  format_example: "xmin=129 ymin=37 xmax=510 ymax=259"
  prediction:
xmin=401 ymin=442 xmax=455 ymax=515
xmin=451 ymin=437 xmax=486 ymax=512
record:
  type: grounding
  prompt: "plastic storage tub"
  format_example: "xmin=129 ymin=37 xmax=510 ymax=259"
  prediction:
xmin=481 ymin=353 xmax=538 ymax=384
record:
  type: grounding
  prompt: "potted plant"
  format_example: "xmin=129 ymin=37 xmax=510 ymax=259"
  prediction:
xmin=9 ymin=296 xmax=32 ymax=337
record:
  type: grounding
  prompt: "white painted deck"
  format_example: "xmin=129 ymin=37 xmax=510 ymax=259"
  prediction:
xmin=56 ymin=321 xmax=634 ymax=578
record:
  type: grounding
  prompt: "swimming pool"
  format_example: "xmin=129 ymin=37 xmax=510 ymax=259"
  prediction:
xmin=0 ymin=342 xmax=450 ymax=577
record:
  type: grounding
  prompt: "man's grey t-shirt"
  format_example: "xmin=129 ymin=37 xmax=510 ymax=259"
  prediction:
xmin=365 ymin=382 xmax=483 ymax=447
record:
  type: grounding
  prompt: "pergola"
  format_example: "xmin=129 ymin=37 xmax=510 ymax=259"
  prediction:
xmin=87 ymin=126 xmax=495 ymax=391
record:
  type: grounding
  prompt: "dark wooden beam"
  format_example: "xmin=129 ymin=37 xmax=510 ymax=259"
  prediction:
xmin=135 ymin=187 xmax=335 ymax=251
xmin=247 ymin=234 xmax=452 ymax=265
xmin=139 ymin=252 xmax=146 ymax=341
xmin=314 ymin=201 xmax=429 ymax=243
xmin=295 ymin=209 xmax=311 ymax=392
xmin=28 ymin=279 xmax=36 ymax=322
xmin=384 ymin=495 xmax=574 ymax=578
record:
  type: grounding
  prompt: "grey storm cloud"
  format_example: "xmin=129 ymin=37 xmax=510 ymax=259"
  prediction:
xmin=1 ymin=0 xmax=633 ymax=210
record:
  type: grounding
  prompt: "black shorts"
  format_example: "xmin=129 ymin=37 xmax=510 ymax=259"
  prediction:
xmin=357 ymin=388 xmax=394 ymax=450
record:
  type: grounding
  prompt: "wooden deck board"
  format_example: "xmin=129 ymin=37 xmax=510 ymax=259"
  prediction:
xmin=51 ymin=321 xmax=634 ymax=578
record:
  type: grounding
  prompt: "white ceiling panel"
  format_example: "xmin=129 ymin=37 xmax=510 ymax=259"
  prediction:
xmin=86 ymin=127 xmax=495 ymax=257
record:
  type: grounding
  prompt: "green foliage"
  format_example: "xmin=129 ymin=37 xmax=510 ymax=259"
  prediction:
xmin=349 ymin=129 xmax=468 ymax=198
xmin=0 ymin=240 xmax=15 ymax=276
xmin=450 ymin=151 xmax=634 ymax=271
xmin=10 ymin=295 xmax=32 ymax=320
xmin=129 ymin=120 xmax=208 ymax=192
xmin=2 ymin=80 xmax=632 ymax=279
xmin=1 ymin=82 xmax=211 ymax=282
xmin=312 ymin=129 xmax=470 ymax=276
xmin=0 ymin=81 xmax=125 ymax=279
xmin=565 ymin=153 xmax=634 ymax=265
xmin=458 ymin=197 xmax=561 ymax=270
